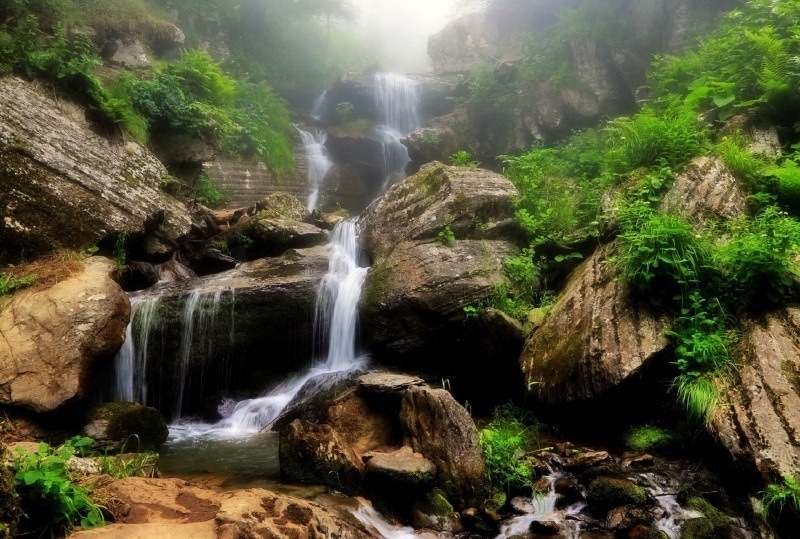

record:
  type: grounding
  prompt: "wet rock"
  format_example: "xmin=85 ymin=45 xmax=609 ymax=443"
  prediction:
xmin=528 ymin=519 xmax=560 ymax=535
xmin=564 ymin=450 xmax=612 ymax=471
xmin=510 ymin=496 xmax=538 ymax=514
xmin=709 ymin=306 xmax=800 ymax=483
xmin=554 ymin=476 xmax=584 ymax=508
xmin=605 ymin=505 xmax=653 ymax=533
xmin=0 ymin=77 xmax=191 ymax=260
xmin=622 ymin=454 xmax=656 ymax=468
xmin=359 ymin=372 xmax=425 ymax=394
xmin=279 ymin=419 xmax=365 ymax=492
xmin=248 ymin=220 xmax=329 ymax=255
xmin=156 ymin=259 xmax=196 ymax=283
xmin=410 ymin=489 xmax=463 ymax=534
xmin=569 ymin=38 xmax=637 ymax=116
xmin=521 ymin=242 xmax=671 ymax=405
xmin=84 ymin=402 xmax=169 ymax=452
xmin=460 ymin=507 xmax=499 ymax=535
xmin=0 ymin=257 xmax=129 ymax=412
xmin=122 ymin=261 xmax=161 ymax=291
xmin=191 ymin=248 xmax=237 ymax=275
xmin=400 ymin=386 xmax=489 ymax=507
xmin=661 ymin=157 xmax=747 ymax=226
xmin=586 ymin=477 xmax=649 ymax=516
xmin=364 ymin=446 xmax=436 ymax=488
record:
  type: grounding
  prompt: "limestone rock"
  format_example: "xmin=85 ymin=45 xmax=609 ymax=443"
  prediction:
xmin=0 ymin=257 xmax=129 ymax=412
xmin=520 ymin=243 xmax=671 ymax=404
xmin=400 ymin=386 xmax=489 ymax=507
xmin=358 ymin=372 xmax=425 ymax=394
xmin=0 ymin=77 xmax=191 ymax=261
xmin=84 ymin=402 xmax=169 ymax=452
xmin=105 ymin=39 xmax=150 ymax=68
xmin=710 ymin=306 xmax=800 ymax=483
xmin=364 ymin=446 xmax=437 ymax=488
xmin=661 ymin=157 xmax=747 ymax=226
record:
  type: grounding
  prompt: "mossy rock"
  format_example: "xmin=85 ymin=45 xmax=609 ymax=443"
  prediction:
xmin=410 ymin=489 xmax=461 ymax=533
xmin=680 ymin=517 xmax=716 ymax=539
xmin=0 ymin=446 xmax=20 ymax=538
xmin=681 ymin=497 xmax=730 ymax=538
xmin=84 ymin=402 xmax=168 ymax=452
xmin=586 ymin=476 xmax=649 ymax=515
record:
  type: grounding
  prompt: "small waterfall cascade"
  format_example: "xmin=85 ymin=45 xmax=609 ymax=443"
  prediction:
xmin=295 ymin=126 xmax=334 ymax=211
xmin=170 ymin=219 xmax=369 ymax=440
xmin=114 ymin=296 xmax=161 ymax=404
xmin=311 ymin=90 xmax=327 ymax=121
xmin=373 ymin=73 xmax=420 ymax=190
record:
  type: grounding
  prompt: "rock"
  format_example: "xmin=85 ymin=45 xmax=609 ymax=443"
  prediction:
xmin=528 ymin=519 xmax=560 ymax=535
xmin=325 ymin=126 xmax=385 ymax=180
xmin=84 ymin=402 xmax=169 ymax=452
xmin=0 ymin=257 xmax=129 ymax=412
xmin=521 ymin=243 xmax=671 ymax=404
xmin=554 ymin=476 xmax=584 ymax=508
xmin=0 ymin=77 xmax=191 ymax=261
xmin=402 ymin=127 xmax=461 ymax=172
xmin=709 ymin=305 xmax=800 ymax=483
xmin=156 ymin=260 xmax=196 ymax=283
xmin=564 ymin=450 xmax=612 ymax=471
xmin=248 ymin=220 xmax=329 ymax=255
xmin=279 ymin=419 xmax=364 ymax=492
xmin=105 ymin=38 xmax=150 ymax=68
xmin=122 ymin=261 xmax=161 ymax=292
xmin=409 ymin=489 xmax=462 ymax=533
xmin=661 ymin=157 xmax=747 ymax=226
xmin=360 ymin=163 xmax=521 ymax=395
xmin=622 ymin=454 xmax=656 ymax=468
xmin=0 ymin=445 xmax=19 ymax=538
xmin=364 ymin=446 xmax=436 ymax=488
xmin=586 ymin=477 xmax=649 ymax=516
xmin=605 ymin=505 xmax=653 ymax=533
xmin=114 ymin=246 xmax=330 ymax=419
xmin=272 ymin=371 xmax=365 ymax=432
xmin=568 ymin=38 xmax=637 ymax=116
xmin=72 ymin=477 xmax=369 ymax=539
xmin=151 ymin=134 xmax=216 ymax=166
xmin=460 ymin=507 xmax=499 ymax=535
xmin=400 ymin=386 xmax=489 ymax=507
xmin=66 ymin=456 xmax=103 ymax=476
xmin=190 ymin=248 xmax=237 ymax=276
xmin=254 ymin=193 xmax=310 ymax=221
xmin=510 ymin=496 xmax=538 ymax=514
xmin=358 ymin=372 xmax=425 ymax=394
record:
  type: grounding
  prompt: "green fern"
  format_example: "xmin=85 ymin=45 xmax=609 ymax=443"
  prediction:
xmin=744 ymin=27 xmax=790 ymax=94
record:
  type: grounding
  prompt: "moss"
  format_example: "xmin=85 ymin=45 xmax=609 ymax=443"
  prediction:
xmin=684 ymin=497 xmax=730 ymax=537
xmin=0 ymin=446 xmax=20 ymax=538
xmin=362 ymin=260 xmax=398 ymax=310
xmin=87 ymin=402 xmax=168 ymax=451
xmin=586 ymin=477 xmax=648 ymax=515
xmin=624 ymin=425 xmax=677 ymax=452
xmin=680 ymin=518 xmax=716 ymax=539
xmin=408 ymin=165 xmax=447 ymax=196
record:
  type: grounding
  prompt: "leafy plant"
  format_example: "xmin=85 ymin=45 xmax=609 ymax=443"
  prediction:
xmin=767 ymin=158 xmax=800 ymax=214
xmin=674 ymin=374 xmax=720 ymax=426
xmin=335 ymin=101 xmax=355 ymax=122
xmin=450 ymin=150 xmax=479 ymax=168
xmin=0 ymin=273 xmax=35 ymax=296
xmin=715 ymin=134 xmax=771 ymax=188
xmin=99 ymin=452 xmax=158 ymax=479
xmin=480 ymin=405 xmax=540 ymax=494
xmin=113 ymin=231 xmax=128 ymax=267
xmin=762 ymin=475 xmax=800 ymax=520
xmin=437 ymin=225 xmax=456 ymax=246
xmin=13 ymin=439 xmax=104 ymax=533
xmin=193 ymin=171 xmax=230 ymax=209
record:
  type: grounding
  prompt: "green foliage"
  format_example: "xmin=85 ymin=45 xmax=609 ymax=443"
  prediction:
xmin=450 ymin=150 xmax=479 ymax=168
xmin=419 ymin=131 xmax=442 ymax=148
xmin=193 ymin=171 xmax=229 ymax=209
xmin=716 ymin=207 xmax=800 ymax=304
xmin=604 ymin=105 xmax=707 ymax=173
xmin=675 ymin=374 xmax=720 ymax=426
xmin=624 ymin=425 xmax=676 ymax=452
xmin=113 ymin=231 xmax=129 ymax=267
xmin=335 ymin=101 xmax=355 ymax=122
xmin=615 ymin=209 xmax=709 ymax=305
xmin=762 ymin=475 xmax=800 ymax=520
xmin=479 ymin=405 xmax=540 ymax=494
xmin=99 ymin=452 xmax=158 ymax=479
xmin=13 ymin=438 xmax=104 ymax=533
xmin=437 ymin=225 xmax=456 ymax=246
xmin=0 ymin=273 xmax=35 ymax=296
xmin=715 ymin=134 xmax=771 ymax=188
xmin=767 ymin=158 xmax=800 ymax=214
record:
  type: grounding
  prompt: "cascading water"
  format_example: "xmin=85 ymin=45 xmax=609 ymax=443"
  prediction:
xmin=114 ymin=296 xmax=161 ymax=404
xmin=296 ymin=127 xmax=333 ymax=211
xmin=373 ymin=72 xmax=420 ymax=191
xmin=169 ymin=219 xmax=369 ymax=440
xmin=310 ymin=90 xmax=327 ymax=121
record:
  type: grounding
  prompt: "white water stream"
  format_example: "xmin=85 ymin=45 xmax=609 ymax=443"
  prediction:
xmin=296 ymin=126 xmax=333 ymax=211
xmin=169 ymin=220 xmax=368 ymax=440
xmin=374 ymin=72 xmax=419 ymax=191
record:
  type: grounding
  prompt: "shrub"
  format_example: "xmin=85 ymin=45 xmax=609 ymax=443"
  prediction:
xmin=767 ymin=159 xmax=800 ymax=214
xmin=450 ymin=150 xmax=479 ymax=168
xmin=335 ymin=101 xmax=354 ymax=122
xmin=436 ymin=225 xmax=456 ymax=246
xmin=615 ymin=210 xmax=709 ymax=305
xmin=717 ymin=206 xmax=800 ymax=304
xmin=0 ymin=273 xmax=35 ymax=296
xmin=604 ymin=105 xmax=707 ymax=173
xmin=13 ymin=438 xmax=104 ymax=534
xmin=193 ymin=171 xmax=229 ymax=209
xmin=479 ymin=405 xmax=540 ymax=494
xmin=762 ymin=475 xmax=800 ymax=520
xmin=624 ymin=425 xmax=676 ymax=452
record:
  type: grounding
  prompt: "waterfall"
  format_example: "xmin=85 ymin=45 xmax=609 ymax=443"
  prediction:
xmin=170 ymin=219 xmax=369 ymax=440
xmin=113 ymin=296 xmax=160 ymax=404
xmin=373 ymin=73 xmax=420 ymax=190
xmin=311 ymin=90 xmax=327 ymax=121
xmin=296 ymin=127 xmax=333 ymax=211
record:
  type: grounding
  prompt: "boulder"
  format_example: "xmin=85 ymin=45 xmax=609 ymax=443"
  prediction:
xmin=710 ymin=306 xmax=800 ymax=483
xmin=104 ymin=38 xmax=150 ymax=68
xmin=661 ymin=157 xmax=747 ymax=226
xmin=358 ymin=372 xmax=425 ymax=394
xmin=0 ymin=77 xmax=191 ymax=261
xmin=189 ymin=248 xmax=237 ymax=276
xmin=364 ymin=446 xmax=437 ymax=488
xmin=400 ymin=386 xmax=489 ymax=507
xmin=409 ymin=489 xmax=462 ymax=534
xmin=568 ymin=38 xmax=637 ymax=116
xmin=84 ymin=402 xmax=169 ymax=452
xmin=0 ymin=257 xmax=129 ymax=412
xmin=520 ymin=243 xmax=671 ymax=404
xmin=586 ymin=477 xmax=649 ymax=515
xmin=121 ymin=261 xmax=161 ymax=291
xmin=150 ymin=134 xmax=216 ymax=166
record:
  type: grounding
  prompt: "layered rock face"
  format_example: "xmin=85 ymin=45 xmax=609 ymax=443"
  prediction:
xmin=0 ymin=77 xmax=191 ymax=261
xmin=275 ymin=371 xmax=488 ymax=515
xmin=0 ymin=257 xmax=129 ymax=412
xmin=360 ymin=163 xmax=524 ymax=403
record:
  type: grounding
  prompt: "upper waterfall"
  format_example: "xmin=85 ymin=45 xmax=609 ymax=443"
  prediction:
xmin=374 ymin=72 xmax=421 ymax=135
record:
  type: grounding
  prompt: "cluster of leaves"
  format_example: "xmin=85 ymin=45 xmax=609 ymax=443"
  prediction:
xmin=436 ymin=225 xmax=456 ymax=246
xmin=99 ymin=452 xmax=158 ymax=479
xmin=193 ymin=171 xmax=230 ymax=209
xmin=762 ymin=475 xmax=800 ymax=521
xmin=479 ymin=405 xmax=541 ymax=494
xmin=450 ymin=150 xmax=480 ymax=168
xmin=0 ymin=273 xmax=35 ymax=296
xmin=13 ymin=436 xmax=104 ymax=534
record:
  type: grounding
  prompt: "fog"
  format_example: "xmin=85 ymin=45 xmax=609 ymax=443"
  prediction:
xmin=349 ymin=0 xmax=466 ymax=74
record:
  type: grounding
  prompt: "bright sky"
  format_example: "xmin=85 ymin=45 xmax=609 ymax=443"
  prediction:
xmin=350 ymin=0 xmax=466 ymax=73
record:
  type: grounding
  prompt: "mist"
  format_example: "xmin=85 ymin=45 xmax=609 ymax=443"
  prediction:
xmin=348 ymin=0 xmax=464 ymax=74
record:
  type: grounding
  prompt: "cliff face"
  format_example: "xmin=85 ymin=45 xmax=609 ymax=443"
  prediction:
xmin=0 ymin=76 xmax=191 ymax=262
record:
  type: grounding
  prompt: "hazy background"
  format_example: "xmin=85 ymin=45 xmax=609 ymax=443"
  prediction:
xmin=349 ymin=0 xmax=471 ymax=73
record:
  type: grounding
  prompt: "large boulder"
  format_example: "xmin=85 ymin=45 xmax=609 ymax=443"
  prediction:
xmin=0 ymin=257 xmax=129 ymax=412
xmin=111 ymin=246 xmax=330 ymax=420
xmin=0 ymin=77 xmax=191 ymax=262
xmin=710 ymin=306 xmax=800 ymax=483
xmin=84 ymin=402 xmax=169 ymax=452
xmin=359 ymin=163 xmax=521 ymax=402
xmin=520 ymin=243 xmax=671 ymax=405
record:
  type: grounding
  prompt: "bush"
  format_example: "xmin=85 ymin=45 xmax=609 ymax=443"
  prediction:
xmin=450 ymin=150 xmax=479 ymax=168
xmin=479 ymin=405 xmax=540 ymax=494
xmin=615 ymin=210 xmax=709 ymax=305
xmin=436 ymin=225 xmax=456 ymax=246
xmin=767 ymin=159 xmax=800 ymax=214
xmin=762 ymin=475 xmax=800 ymax=520
xmin=717 ymin=206 xmax=800 ymax=304
xmin=13 ymin=437 xmax=104 ymax=534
